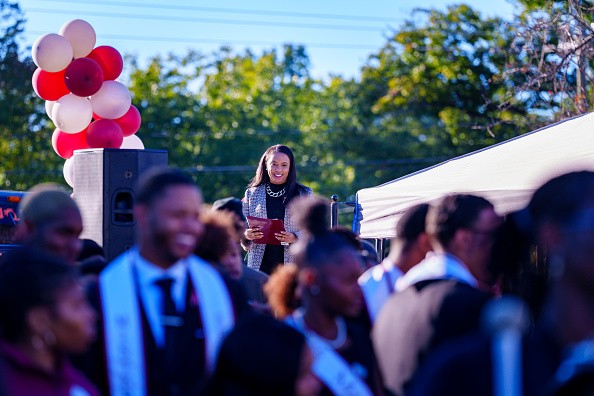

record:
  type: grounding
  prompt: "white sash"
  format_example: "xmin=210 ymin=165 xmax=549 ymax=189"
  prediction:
xmin=286 ymin=315 xmax=373 ymax=396
xmin=187 ymin=255 xmax=235 ymax=372
xmin=358 ymin=259 xmax=403 ymax=323
xmin=100 ymin=250 xmax=235 ymax=396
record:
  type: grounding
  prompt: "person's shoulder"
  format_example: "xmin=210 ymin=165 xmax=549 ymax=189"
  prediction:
xmin=101 ymin=249 xmax=131 ymax=274
xmin=189 ymin=256 xmax=251 ymax=314
xmin=242 ymin=266 xmax=269 ymax=283
xmin=64 ymin=362 xmax=102 ymax=396
xmin=245 ymin=184 xmax=263 ymax=198
xmin=445 ymin=280 xmax=491 ymax=302
xmin=295 ymin=184 xmax=313 ymax=196
xmin=359 ymin=263 xmax=386 ymax=285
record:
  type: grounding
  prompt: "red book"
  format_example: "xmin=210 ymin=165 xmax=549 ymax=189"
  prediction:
xmin=246 ymin=216 xmax=286 ymax=245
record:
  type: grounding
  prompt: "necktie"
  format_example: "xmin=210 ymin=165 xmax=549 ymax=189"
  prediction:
xmin=155 ymin=277 xmax=180 ymax=349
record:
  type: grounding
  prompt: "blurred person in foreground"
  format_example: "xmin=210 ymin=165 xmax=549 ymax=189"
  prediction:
xmin=76 ymin=239 xmax=107 ymax=278
xmin=358 ymin=203 xmax=431 ymax=324
xmin=15 ymin=183 xmax=83 ymax=265
xmin=206 ymin=313 xmax=321 ymax=396
xmin=195 ymin=209 xmax=245 ymax=280
xmin=285 ymin=196 xmax=383 ymax=395
xmin=79 ymin=168 xmax=248 ymax=396
xmin=212 ymin=197 xmax=269 ymax=305
xmin=0 ymin=248 xmax=97 ymax=395
xmin=372 ymin=194 xmax=502 ymax=396
xmin=407 ymin=171 xmax=594 ymax=396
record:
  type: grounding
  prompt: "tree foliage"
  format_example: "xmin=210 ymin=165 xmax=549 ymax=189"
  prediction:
xmin=0 ymin=0 xmax=584 ymax=217
xmin=362 ymin=5 xmax=537 ymax=161
xmin=0 ymin=0 xmax=62 ymax=190
xmin=509 ymin=0 xmax=594 ymax=117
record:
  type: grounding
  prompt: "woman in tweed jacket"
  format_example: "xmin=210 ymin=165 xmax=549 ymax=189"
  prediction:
xmin=242 ymin=144 xmax=313 ymax=274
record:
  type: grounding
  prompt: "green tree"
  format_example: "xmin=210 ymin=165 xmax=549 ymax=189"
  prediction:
xmin=508 ymin=0 xmax=594 ymax=117
xmin=361 ymin=4 xmax=536 ymax=165
xmin=0 ymin=0 xmax=62 ymax=190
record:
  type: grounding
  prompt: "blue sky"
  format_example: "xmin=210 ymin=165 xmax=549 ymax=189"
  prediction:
xmin=18 ymin=0 xmax=518 ymax=80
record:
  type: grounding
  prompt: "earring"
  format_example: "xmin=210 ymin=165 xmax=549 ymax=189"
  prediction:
xmin=309 ymin=285 xmax=320 ymax=296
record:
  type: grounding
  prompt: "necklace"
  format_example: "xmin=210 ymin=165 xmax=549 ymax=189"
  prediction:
xmin=266 ymin=183 xmax=286 ymax=198
xmin=293 ymin=309 xmax=347 ymax=350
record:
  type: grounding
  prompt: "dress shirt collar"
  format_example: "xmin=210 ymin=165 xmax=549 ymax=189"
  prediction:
xmin=135 ymin=251 xmax=188 ymax=288
xmin=380 ymin=257 xmax=404 ymax=279
xmin=396 ymin=252 xmax=477 ymax=291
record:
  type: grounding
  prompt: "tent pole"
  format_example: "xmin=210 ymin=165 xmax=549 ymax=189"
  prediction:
xmin=330 ymin=195 xmax=339 ymax=228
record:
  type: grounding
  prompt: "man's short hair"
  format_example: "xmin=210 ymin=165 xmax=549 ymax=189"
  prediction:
xmin=135 ymin=167 xmax=198 ymax=206
xmin=427 ymin=194 xmax=494 ymax=248
xmin=395 ymin=203 xmax=430 ymax=242
xmin=212 ymin=197 xmax=246 ymax=223
xmin=20 ymin=183 xmax=79 ymax=225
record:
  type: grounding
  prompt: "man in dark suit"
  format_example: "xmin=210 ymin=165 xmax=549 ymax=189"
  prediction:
xmin=77 ymin=168 xmax=247 ymax=396
xmin=372 ymin=194 xmax=502 ymax=396
xmin=406 ymin=171 xmax=594 ymax=396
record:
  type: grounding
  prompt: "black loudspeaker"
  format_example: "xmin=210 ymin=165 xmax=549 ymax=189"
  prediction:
xmin=72 ymin=148 xmax=168 ymax=261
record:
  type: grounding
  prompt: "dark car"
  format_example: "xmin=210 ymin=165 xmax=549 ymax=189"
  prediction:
xmin=0 ymin=191 xmax=26 ymax=254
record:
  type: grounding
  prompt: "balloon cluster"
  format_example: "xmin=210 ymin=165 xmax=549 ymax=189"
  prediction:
xmin=31 ymin=19 xmax=145 ymax=186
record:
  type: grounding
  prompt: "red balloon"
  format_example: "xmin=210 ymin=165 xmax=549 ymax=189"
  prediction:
xmin=52 ymin=128 xmax=90 ymax=159
xmin=115 ymin=105 xmax=141 ymax=136
xmin=87 ymin=46 xmax=123 ymax=80
xmin=32 ymin=68 xmax=69 ymax=101
xmin=65 ymin=58 xmax=104 ymax=97
xmin=86 ymin=119 xmax=124 ymax=148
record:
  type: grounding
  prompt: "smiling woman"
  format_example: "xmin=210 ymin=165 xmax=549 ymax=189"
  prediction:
xmin=242 ymin=144 xmax=313 ymax=274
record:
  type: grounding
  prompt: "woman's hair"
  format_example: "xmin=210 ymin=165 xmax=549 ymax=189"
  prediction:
xmin=195 ymin=210 xmax=238 ymax=264
xmin=248 ymin=144 xmax=306 ymax=203
xmin=264 ymin=264 xmax=301 ymax=319
xmin=0 ymin=248 xmax=78 ymax=342
xmin=206 ymin=313 xmax=307 ymax=396
xmin=289 ymin=196 xmax=356 ymax=270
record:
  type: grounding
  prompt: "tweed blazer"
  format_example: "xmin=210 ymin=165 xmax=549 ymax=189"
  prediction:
xmin=242 ymin=184 xmax=313 ymax=271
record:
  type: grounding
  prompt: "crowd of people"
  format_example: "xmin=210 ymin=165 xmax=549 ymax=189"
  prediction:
xmin=0 ymin=143 xmax=594 ymax=396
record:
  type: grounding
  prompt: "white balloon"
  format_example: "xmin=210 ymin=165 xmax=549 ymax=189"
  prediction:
xmin=32 ymin=33 xmax=73 ymax=72
xmin=63 ymin=158 xmax=74 ymax=188
xmin=45 ymin=100 xmax=56 ymax=119
xmin=90 ymin=81 xmax=132 ymax=119
xmin=120 ymin=134 xmax=145 ymax=149
xmin=59 ymin=19 xmax=96 ymax=59
xmin=52 ymin=94 xmax=93 ymax=133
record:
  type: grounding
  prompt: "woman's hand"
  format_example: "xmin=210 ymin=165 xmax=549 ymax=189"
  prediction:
xmin=245 ymin=226 xmax=263 ymax=241
xmin=275 ymin=231 xmax=297 ymax=245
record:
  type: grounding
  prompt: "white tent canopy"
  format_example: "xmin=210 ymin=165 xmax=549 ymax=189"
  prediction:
xmin=355 ymin=112 xmax=594 ymax=239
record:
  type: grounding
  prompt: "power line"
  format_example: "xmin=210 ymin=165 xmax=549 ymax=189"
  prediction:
xmin=24 ymin=30 xmax=378 ymax=50
xmin=23 ymin=7 xmax=388 ymax=32
xmin=29 ymin=0 xmax=401 ymax=23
